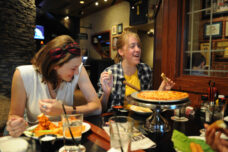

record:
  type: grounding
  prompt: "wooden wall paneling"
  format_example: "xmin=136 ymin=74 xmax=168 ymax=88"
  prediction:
xmin=153 ymin=1 xmax=163 ymax=90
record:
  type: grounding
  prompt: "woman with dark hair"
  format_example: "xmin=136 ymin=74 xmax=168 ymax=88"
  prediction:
xmin=6 ymin=35 xmax=101 ymax=137
xmin=98 ymin=31 xmax=175 ymax=112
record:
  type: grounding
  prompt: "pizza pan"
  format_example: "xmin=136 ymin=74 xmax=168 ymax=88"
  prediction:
xmin=130 ymin=91 xmax=189 ymax=104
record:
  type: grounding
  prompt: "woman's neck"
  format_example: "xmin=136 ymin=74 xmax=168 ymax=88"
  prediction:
xmin=122 ymin=60 xmax=137 ymax=76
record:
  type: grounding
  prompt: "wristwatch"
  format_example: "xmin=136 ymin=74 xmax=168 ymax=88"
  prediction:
xmin=72 ymin=106 xmax=76 ymax=114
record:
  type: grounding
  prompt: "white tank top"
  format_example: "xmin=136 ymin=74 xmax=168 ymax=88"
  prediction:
xmin=17 ymin=63 xmax=82 ymax=124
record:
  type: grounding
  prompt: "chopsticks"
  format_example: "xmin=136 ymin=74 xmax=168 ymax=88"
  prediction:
xmin=123 ymin=81 xmax=140 ymax=92
xmin=161 ymin=73 xmax=168 ymax=82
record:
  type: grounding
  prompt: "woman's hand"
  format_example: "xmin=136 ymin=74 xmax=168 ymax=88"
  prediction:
xmin=6 ymin=115 xmax=28 ymax=137
xmin=100 ymin=71 xmax=113 ymax=94
xmin=39 ymin=99 xmax=63 ymax=116
xmin=158 ymin=77 xmax=175 ymax=91
xmin=205 ymin=124 xmax=228 ymax=152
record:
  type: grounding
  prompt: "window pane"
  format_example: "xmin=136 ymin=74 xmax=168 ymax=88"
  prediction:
xmin=183 ymin=0 xmax=228 ymax=78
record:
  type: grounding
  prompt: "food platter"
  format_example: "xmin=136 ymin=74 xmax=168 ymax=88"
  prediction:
xmin=130 ymin=105 xmax=152 ymax=115
xmin=131 ymin=91 xmax=189 ymax=104
xmin=175 ymin=136 xmax=205 ymax=152
xmin=23 ymin=122 xmax=91 ymax=139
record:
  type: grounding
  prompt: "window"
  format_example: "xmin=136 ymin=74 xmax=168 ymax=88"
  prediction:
xmin=184 ymin=0 xmax=228 ymax=78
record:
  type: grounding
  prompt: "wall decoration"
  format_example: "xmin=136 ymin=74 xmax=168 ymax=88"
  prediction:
xmin=204 ymin=22 xmax=222 ymax=39
xmin=202 ymin=0 xmax=228 ymax=18
xmin=112 ymin=36 xmax=119 ymax=50
xmin=225 ymin=21 xmax=228 ymax=37
xmin=117 ymin=23 xmax=123 ymax=34
xmin=112 ymin=25 xmax=117 ymax=35
xmin=214 ymin=41 xmax=228 ymax=61
xmin=200 ymin=43 xmax=210 ymax=65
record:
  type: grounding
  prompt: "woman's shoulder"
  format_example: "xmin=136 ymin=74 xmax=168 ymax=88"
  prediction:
xmin=104 ymin=62 xmax=121 ymax=71
xmin=16 ymin=65 xmax=37 ymax=78
xmin=17 ymin=65 xmax=35 ymax=71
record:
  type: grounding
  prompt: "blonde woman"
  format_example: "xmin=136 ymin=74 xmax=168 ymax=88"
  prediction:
xmin=98 ymin=31 xmax=175 ymax=112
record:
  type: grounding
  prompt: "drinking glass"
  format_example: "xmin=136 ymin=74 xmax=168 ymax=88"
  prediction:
xmin=109 ymin=116 xmax=134 ymax=152
xmin=171 ymin=106 xmax=188 ymax=122
xmin=61 ymin=113 xmax=84 ymax=152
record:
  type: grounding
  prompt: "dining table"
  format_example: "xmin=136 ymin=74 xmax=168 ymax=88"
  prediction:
xmin=18 ymin=106 xmax=206 ymax=152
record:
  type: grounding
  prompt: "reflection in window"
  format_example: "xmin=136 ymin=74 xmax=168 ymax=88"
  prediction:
xmin=183 ymin=0 xmax=228 ymax=77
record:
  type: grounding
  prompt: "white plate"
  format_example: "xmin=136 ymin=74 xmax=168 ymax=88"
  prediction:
xmin=23 ymin=122 xmax=91 ymax=139
xmin=0 ymin=136 xmax=28 ymax=152
xmin=131 ymin=91 xmax=189 ymax=103
xmin=130 ymin=105 xmax=152 ymax=115
xmin=175 ymin=136 xmax=205 ymax=152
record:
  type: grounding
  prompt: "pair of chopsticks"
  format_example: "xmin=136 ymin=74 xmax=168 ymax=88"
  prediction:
xmin=123 ymin=73 xmax=168 ymax=91
xmin=123 ymin=81 xmax=140 ymax=92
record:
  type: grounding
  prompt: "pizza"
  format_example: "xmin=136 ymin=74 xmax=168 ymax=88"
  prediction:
xmin=137 ymin=91 xmax=189 ymax=101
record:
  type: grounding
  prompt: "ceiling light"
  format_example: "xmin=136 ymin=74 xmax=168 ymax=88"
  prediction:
xmin=104 ymin=0 xmax=107 ymax=2
xmin=95 ymin=2 xmax=99 ymax=6
xmin=64 ymin=16 xmax=69 ymax=20
xmin=80 ymin=1 xmax=84 ymax=4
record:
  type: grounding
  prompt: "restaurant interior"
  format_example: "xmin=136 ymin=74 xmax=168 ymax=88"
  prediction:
xmin=1 ymin=0 xmax=228 ymax=151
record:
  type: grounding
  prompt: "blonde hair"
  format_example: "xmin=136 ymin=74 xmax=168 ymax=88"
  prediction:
xmin=114 ymin=31 xmax=141 ymax=63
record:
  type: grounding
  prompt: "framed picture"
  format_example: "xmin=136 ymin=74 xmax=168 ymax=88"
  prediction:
xmin=213 ymin=41 xmax=228 ymax=61
xmin=225 ymin=21 xmax=228 ymax=36
xmin=112 ymin=25 xmax=117 ymax=35
xmin=202 ymin=0 xmax=228 ymax=19
xmin=204 ymin=22 xmax=222 ymax=39
xmin=117 ymin=23 xmax=123 ymax=34
xmin=112 ymin=36 xmax=119 ymax=50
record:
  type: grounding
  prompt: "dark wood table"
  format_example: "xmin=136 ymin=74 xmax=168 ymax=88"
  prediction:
xmin=24 ymin=109 xmax=204 ymax=152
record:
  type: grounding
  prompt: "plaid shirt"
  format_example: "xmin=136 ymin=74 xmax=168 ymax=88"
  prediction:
xmin=97 ymin=62 xmax=152 ymax=111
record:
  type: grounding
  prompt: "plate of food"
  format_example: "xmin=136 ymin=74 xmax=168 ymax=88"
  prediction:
xmin=130 ymin=105 xmax=152 ymax=115
xmin=23 ymin=114 xmax=91 ymax=139
xmin=172 ymin=130 xmax=214 ymax=152
xmin=131 ymin=90 xmax=189 ymax=103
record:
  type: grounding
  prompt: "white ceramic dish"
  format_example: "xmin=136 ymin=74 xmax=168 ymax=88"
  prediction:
xmin=130 ymin=105 xmax=152 ymax=115
xmin=23 ymin=122 xmax=91 ymax=139
xmin=175 ymin=136 xmax=205 ymax=152
xmin=0 ymin=136 xmax=28 ymax=152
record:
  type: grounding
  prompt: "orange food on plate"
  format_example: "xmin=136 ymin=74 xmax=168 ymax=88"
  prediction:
xmin=190 ymin=142 xmax=204 ymax=152
xmin=137 ymin=91 xmax=189 ymax=101
xmin=31 ymin=113 xmax=86 ymax=137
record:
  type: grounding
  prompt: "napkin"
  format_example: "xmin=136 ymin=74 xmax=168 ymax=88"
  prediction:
xmin=0 ymin=136 xmax=28 ymax=152
xmin=103 ymin=126 xmax=156 ymax=151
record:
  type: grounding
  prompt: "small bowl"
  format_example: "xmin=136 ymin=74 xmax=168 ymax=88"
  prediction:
xmin=39 ymin=134 xmax=57 ymax=152
xmin=112 ymin=105 xmax=129 ymax=115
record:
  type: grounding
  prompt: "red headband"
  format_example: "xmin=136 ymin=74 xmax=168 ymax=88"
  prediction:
xmin=49 ymin=42 xmax=81 ymax=60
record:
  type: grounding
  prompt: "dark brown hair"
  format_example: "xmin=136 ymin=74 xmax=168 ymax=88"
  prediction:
xmin=31 ymin=35 xmax=81 ymax=89
xmin=114 ymin=31 xmax=141 ymax=63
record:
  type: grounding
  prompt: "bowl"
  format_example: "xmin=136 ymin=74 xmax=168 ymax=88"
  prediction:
xmin=38 ymin=134 xmax=57 ymax=152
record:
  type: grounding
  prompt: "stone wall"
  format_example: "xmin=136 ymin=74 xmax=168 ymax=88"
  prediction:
xmin=0 ymin=0 xmax=36 ymax=97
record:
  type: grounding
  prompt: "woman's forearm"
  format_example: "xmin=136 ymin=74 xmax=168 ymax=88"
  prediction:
xmin=100 ymin=91 xmax=111 ymax=112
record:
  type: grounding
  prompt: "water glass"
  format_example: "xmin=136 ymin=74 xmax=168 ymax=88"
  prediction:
xmin=61 ymin=113 xmax=83 ymax=152
xmin=109 ymin=116 xmax=134 ymax=152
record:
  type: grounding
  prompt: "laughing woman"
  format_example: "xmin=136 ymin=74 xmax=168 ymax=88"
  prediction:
xmin=98 ymin=31 xmax=175 ymax=112
xmin=6 ymin=35 xmax=101 ymax=137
